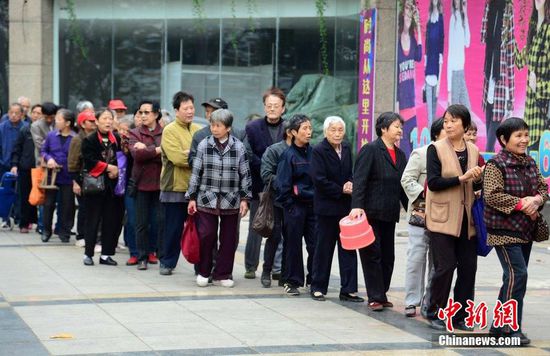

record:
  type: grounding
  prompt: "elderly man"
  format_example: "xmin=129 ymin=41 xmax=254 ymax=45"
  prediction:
xmin=1 ymin=96 xmax=31 ymax=124
xmin=0 ymin=103 xmax=27 ymax=174
xmin=30 ymin=102 xmax=58 ymax=164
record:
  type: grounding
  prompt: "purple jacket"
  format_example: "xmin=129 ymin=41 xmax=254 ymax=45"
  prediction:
xmin=41 ymin=130 xmax=77 ymax=185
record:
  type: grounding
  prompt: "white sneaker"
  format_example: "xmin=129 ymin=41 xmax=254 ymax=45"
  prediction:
xmin=196 ymin=275 xmax=210 ymax=287
xmin=75 ymin=239 xmax=85 ymax=248
xmin=213 ymin=279 xmax=235 ymax=288
xmin=94 ymin=245 xmax=102 ymax=253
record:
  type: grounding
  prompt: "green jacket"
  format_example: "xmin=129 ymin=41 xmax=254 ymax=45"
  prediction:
xmin=160 ymin=119 xmax=201 ymax=192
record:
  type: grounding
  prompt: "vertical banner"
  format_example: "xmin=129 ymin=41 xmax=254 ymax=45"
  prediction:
xmin=394 ymin=0 xmax=550 ymax=175
xmin=357 ymin=8 xmax=377 ymax=150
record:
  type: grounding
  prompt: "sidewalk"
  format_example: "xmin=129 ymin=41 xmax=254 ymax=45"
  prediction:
xmin=0 ymin=216 xmax=549 ymax=355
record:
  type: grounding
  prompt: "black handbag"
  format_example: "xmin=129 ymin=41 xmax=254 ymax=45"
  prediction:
xmin=409 ymin=201 xmax=426 ymax=227
xmin=534 ymin=217 xmax=549 ymax=242
xmin=252 ymin=178 xmax=275 ymax=237
xmin=82 ymin=172 xmax=105 ymax=195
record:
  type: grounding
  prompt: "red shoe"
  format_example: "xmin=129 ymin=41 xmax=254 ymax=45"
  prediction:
xmin=126 ymin=256 xmax=138 ymax=266
xmin=148 ymin=253 xmax=158 ymax=264
xmin=368 ymin=302 xmax=384 ymax=311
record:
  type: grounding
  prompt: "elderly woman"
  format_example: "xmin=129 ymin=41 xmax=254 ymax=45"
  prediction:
xmin=484 ymin=118 xmax=548 ymax=345
xmin=400 ymin=117 xmax=445 ymax=317
xmin=81 ymin=108 xmax=125 ymax=266
xmin=40 ymin=109 xmax=77 ymax=243
xmin=425 ymin=104 xmax=482 ymax=330
xmin=349 ymin=112 xmax=408 ymax=311
xmin=187 ymin=109 xmax=252 ymax=288
xmin=309 ymin=116 xmax=362 ymax=302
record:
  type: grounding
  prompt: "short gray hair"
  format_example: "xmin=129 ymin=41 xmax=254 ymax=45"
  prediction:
xmin=211 ymin=109 xmax=233 ymax=128
xmin=119 ymin=114 xmax=135 ymax=128
xmin=323 ymin=116 xmax=346 ymax=135
xmin=76 ymin=100 xmax=94 ymax=113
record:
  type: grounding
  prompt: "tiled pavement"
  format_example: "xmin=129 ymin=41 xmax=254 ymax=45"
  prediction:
xmin=0 ymin=216 xmax=549 ymax=355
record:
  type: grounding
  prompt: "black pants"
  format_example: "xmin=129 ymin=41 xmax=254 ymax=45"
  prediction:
xmin=160 ymin=202 xmax=188 ymax=269
xmin=43 ymin=185 xmax=75 ymax=239
xmin=136 ymin=190 xmax=161 ymax=261
xmin=84 ymin=193 xmax=124 ymax=258
xmin=426 ymin=217 xmax=478 ymax=323
xmin=358 ymin=218 xmax=396 ymax=303
xmin=282 ymin=203 xmax=316 ymax=287
xmin=311 ymin=215 xmax=358 ymax=295
xmin=495 ymin=243 xmax=532 ymax=332
xmin=17 ymin=169 xmax=37 ymax=228
xmin=75 ymin=194 xmax=86 ymax=240
xmin=485 ymin=103 xmax=499 ymax=152
xmin=262 ymin=206 xmax=284 ymax=273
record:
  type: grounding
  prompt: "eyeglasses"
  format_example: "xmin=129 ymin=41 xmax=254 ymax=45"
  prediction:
xmin=265 ymin=104 xmax=282 ymax=110
xmin=138 ymin=110 xmax=152 ymax=116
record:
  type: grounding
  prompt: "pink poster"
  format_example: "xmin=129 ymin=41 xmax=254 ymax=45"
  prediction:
xmin=395 ymin=0 xmax=550 ymax=180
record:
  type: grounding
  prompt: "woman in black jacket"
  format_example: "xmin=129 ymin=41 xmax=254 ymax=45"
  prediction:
xmin=309 ymin=116 xmax=362 ymax=302
xmin=81 ymin=108 xmax=124 ymax=266
xmin=349 ymin=112 xmax=408 ymax=311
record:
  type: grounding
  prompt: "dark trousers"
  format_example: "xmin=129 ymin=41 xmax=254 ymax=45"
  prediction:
xmin=75 ymin=194 xmax=86 ymax=240
xmin=43 ymin=185 xmax=75 ymax=239
xmin=124 ymin=193 xmax=137 ymax=257
xmin=84 ymin=194 xmax=124 ymax=257
xmin=426 ymin=217 xmax=477 ymax=323
xmin=244 ymin=199 xmax=262 ymax=271
xmin=485 ymin=103 xmax=499 ymax=152
xmin=136 ymin=190 xmax=161 ymax=261
xmin=358 ymin=218 xmax=396 ymax=303
xmin=262 ymin=206 xmax=284 ymax=273
xmin=17 ymin=169 xmax=37 ymax=228
xmin=312 ymin=215 xmax=358 ymax=295
xmin=160 ymin=202 xmax=188 ymax=269
xmin=282 ymin=203 xmax=316 ymax=287
xmin=495 ymin=243 xmax=532 ymax=332
xmin=196 ymin=211 xmax=239 ymax=280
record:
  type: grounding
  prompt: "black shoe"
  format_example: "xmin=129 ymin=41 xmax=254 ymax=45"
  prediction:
xmin=284 ymin=283 xmax=300 ymax=296
xmin=261 ymin=271 xmax=271 ymax=288
xmin=311 ymin=291 xmax=325 ymax=301
xmin=137 ymin=260 xmax=148 ymax=270
xmin=508 ymin=331 xmax=531 ymax=346
xmin=99 ymin=257 xmax=118 ymax=266
xmin=429 ymin=319 xmax=446 ymax=331
xmin=339 ymin=293 xmax=364 ymax=303
xmin=41 ymin=234 xmax=51 ymax=243
xmin=59 ymin=236 xmax=70 ymax=243
xmin=272 ymin=272 xmax=281 ymax=280
xmin=453 ymin=321 xmax=474 ymax=332
xmin=83 ymin=256 xmax=94 ymax=266
xmin=159 ymin=266 xmax=173 ymax=276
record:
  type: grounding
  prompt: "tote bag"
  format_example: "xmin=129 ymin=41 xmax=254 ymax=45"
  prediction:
xmin=181 ymin=215 xmax=200 ymax=264
xmin=473 ymin=197 xmax=492 ymax=257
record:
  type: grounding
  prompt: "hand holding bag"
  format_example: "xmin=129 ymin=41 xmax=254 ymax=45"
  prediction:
xmin=82 ymin=172 xmax=105 ymax=195
xmin=472 ymin=197 xmax=492 ymax=257
xmin=181 ymin=215 xmax=200 ymax=264
xmin=408 ymin=199 xmax=426 ymax=227
xmin=252 ymin=177 xmax=275 ymax=237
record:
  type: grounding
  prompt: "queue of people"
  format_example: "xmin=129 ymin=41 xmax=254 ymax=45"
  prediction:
xmin=1 ymin=92 xmax=547 ymax=345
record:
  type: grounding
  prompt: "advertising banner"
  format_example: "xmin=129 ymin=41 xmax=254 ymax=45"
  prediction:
xmin=358 ymin=8 xmax=377 ymax=150
xmin=395 ymin=0 xmax=550 ymax=180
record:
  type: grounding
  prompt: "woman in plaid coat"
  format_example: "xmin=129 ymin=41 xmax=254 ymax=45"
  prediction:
xmin=186 ymin=109 xmax=252 ymax=288
xmin=483 ymin=118 xmax=549 ymax=345
xmin=515 ymin=0 xmax=550 ymax=150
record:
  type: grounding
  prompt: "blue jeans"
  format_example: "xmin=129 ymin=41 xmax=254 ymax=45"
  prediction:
xmin=124 ymin=193 xmax=137 ymax=257
xmin=494 ymin=243 xmax=532 ymax=332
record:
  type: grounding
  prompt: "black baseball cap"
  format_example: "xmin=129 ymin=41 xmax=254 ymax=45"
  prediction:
xmin=201 ymin=98 xmax=228 ymax=110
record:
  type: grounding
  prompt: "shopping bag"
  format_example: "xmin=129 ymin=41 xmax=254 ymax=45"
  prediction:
xmin=114 ymin=151 xmax=127 ymax=196
xmin=28 ymin=167 xmax=46 ymax=206
xmin=252 ymin=178 xmax=274 ymax=237
xmin=472 ymin=197 xmax=492 ymax=257
xmin=181 ymin=215 xmax=200 ymax=264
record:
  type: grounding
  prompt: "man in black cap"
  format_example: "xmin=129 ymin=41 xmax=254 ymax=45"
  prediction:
xmin=188 ymin=97 xmax=248 ymax=167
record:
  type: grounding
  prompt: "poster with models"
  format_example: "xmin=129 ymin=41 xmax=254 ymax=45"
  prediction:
xmin=395 ymin=0 xmax=550 ymax=179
